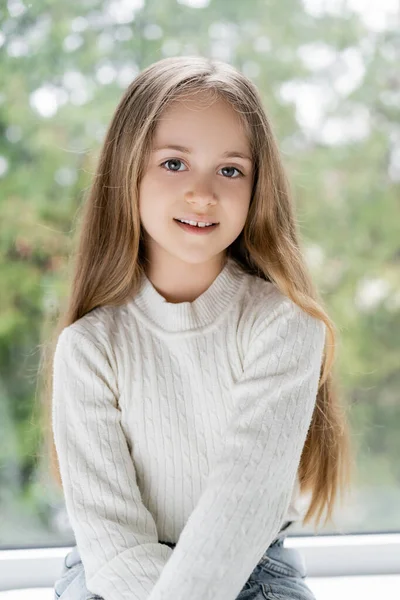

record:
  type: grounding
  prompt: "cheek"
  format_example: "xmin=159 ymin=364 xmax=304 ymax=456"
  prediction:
xmin=138 ymin=180 xmax=155 ymax=227
xmin=139 ymin=169 xmax=177 ymax=201
xmin=230 ymin=190 xmax=251 ymax=230
xmin=220 ymin=174 xmax=252 ymax=195
xmin=139 ymin=172 xmax=156 ymax=194
xmin=221 ymin=182 xmax=251 ymax=211
xmin=138 ymin=178 xmax=171 ymax=232
xmin=138 ymin=175 xmax=160 ymax=212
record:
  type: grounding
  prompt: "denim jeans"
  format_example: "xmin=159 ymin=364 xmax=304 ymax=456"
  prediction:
xmin=54 ymin=528 xmax=316 ymax=600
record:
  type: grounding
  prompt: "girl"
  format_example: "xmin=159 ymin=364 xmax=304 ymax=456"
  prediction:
xmin=48 ymin=55 xmax=352 ymax=600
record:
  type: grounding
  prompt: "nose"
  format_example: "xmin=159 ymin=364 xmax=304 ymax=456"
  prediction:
xmin=184 ymin=176 xmax=217 ymax=207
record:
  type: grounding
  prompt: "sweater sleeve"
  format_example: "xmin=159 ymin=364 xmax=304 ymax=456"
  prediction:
xmin=147 ymin=298 xmax=326 ymax=600
xmin=52 ymin=326 xmax=173 ymax=600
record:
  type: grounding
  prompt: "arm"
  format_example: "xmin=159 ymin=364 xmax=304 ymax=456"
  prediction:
xmin=147 ymin=298 xmax=326 ymax=600
xmin=52 ymin=326 xmax=173 ymax=600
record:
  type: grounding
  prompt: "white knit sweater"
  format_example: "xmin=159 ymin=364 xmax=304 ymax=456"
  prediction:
xmin=52 ymin=255 xmax=326 ymax=600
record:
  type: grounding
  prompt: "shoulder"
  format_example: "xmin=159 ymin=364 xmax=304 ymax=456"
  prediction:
xmin=239 ymin=273 xmax=286 ymax=330
xmin=56 ymin=303 xmax=125 ymax=369
xmin=241 ymin=273 xmax=326 ymax=344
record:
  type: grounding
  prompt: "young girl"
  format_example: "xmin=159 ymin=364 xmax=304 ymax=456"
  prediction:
xmin=49 ymin=55 xmax=352 ymax=600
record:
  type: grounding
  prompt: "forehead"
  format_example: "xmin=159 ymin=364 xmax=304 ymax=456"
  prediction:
xmin=153 ymin=91 xmax=250 ymax=150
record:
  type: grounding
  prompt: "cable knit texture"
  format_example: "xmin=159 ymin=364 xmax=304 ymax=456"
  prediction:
xmin=52 ymin=255 xmax=326 ymax=600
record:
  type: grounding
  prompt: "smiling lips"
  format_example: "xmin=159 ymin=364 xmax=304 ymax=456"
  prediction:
xmin=174 ymin=214 xmax=219 ymax=225
xmin=174 ymin=219 xmax=219 ymax=234
xmin=175 ymin=218 xmax=215 ymax=228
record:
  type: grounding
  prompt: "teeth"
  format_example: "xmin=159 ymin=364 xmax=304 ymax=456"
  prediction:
xmin=177 ymin=219 xmax=214 ymax=227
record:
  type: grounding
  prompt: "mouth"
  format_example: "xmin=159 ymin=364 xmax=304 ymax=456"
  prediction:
xmin=173 ymin=218 xmax=219 ymax=234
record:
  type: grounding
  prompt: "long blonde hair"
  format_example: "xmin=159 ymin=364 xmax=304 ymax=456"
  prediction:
xmin=38 ymin=55 xmax=353 ymax=529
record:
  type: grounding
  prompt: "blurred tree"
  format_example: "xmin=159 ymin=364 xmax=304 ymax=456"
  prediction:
xmin=0 ymin=0 xmax=399 ymax=545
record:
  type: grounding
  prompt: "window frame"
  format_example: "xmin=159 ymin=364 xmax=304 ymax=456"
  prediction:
xmin=0 ymin=533 xmax=399 ymax=591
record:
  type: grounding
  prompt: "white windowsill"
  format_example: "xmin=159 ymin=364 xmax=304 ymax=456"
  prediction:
xmin=1 ymin=576 xmax=400 ymax=600
xmin=0 ymin=533 xmax=399 ymax=592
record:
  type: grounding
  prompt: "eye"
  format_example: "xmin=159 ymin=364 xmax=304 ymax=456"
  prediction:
xmin=160 ymin=159 xmax=186 ymax=172
xmin=219 ymin=166 xmax=244 ymax=178
xmin=159 ymin=160 xmax=244 ymax=178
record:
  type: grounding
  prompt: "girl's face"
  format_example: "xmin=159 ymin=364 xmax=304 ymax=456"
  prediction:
xmin=139 ymin=91 xmax=253 ymax=269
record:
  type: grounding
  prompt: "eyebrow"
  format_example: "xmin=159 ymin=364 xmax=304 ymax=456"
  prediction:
xmin=152 ymin=144 xmax=253 ymax=162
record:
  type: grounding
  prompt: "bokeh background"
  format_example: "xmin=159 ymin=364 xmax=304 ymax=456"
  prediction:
xmin=0 ymin=0 xmax=399 ymax=549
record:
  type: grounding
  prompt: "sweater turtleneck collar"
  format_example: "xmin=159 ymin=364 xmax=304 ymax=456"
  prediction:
xmin=130 ymin=256 xmax=248 ymax=334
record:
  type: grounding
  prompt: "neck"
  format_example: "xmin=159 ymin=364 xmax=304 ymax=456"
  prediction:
xmin=143 ymin=253 xmax=228 ymax=304
xmin=130 ymin=255 xmax=247 ymax=334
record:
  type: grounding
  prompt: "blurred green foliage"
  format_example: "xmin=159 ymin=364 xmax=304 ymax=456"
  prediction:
xmin=0 ymin=0 xmax=399 ymax=545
